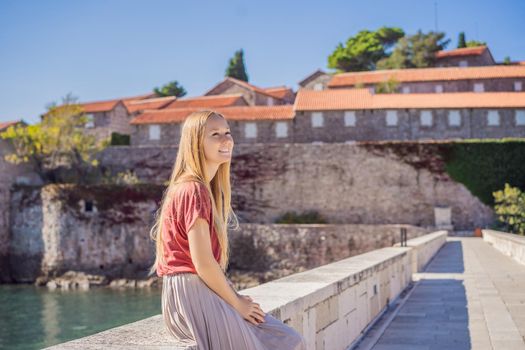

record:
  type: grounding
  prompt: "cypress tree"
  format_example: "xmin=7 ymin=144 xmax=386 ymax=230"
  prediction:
xmin=225 ymin=49 xmax=249 ymax=82
xmin=457 ymin=32 xmax=466 ymax=48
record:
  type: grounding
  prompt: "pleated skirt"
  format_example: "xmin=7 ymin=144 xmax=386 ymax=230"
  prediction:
xmin=162 ymin=273 xmax=307 ymax=350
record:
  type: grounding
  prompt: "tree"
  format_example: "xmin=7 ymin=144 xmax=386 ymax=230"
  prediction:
xmin=153 ymin=81 xmax=187 ymax=97
xmin=327 ymin=27 xmax=405 ymax=72
xmin=226 ymin=49 xmax=249 ymax=81
xmin=0 ymin=94 xmax=108 ymax=184
xmin=377 ymin=30 xmax=450 ymax=69
xmin=503 ymin=56 xmax=512 ymax=65
xmin=466 ymin=40 xmax=486 ymax=47
xmin=457 ymin=32 xmax=466 ymax=48
xmin=375 ymin=77 xmax=400 ymax=94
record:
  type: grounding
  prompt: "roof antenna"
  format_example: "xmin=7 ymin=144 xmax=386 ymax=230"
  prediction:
xmin=434 ymin=1 xmax=439 ymax=31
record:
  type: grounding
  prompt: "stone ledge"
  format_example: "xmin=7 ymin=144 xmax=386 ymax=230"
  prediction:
xmin=483 ymin=229 xmax=525 ymax=266
xmin=46 ymin=232 xmax=447 ymax=350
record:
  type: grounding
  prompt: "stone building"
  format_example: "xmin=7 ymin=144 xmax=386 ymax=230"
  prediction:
xmin=204 ymin=77 xmax=295 ymax=105
xmin=298 ymin=69 xmax=332 ymax=91
xmin=326 ymin=65 xmax=525 ymax=94
xmin=129 ymin=89 xmax=525 ymax=146
xmin=75 ymin=93 xmax=175 ymax=142
xmin=435 ymin=46 xmax=496 ymax=67
xmin=130 ymin=105 xmax=294 ymax=146
xmin=293 ymin=89 xmax=525 ymax=142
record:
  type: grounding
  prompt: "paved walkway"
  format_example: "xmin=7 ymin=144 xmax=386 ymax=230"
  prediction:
xmin=355 ymin=237 xmax=525 ymax=350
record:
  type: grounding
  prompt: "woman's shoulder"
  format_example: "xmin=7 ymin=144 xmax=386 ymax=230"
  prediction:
xmin=173 ymin=180 xmax=209 ymax=200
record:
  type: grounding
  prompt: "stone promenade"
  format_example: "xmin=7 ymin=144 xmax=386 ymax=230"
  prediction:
xmin=355 ymin=237 xmax=525 ymax=350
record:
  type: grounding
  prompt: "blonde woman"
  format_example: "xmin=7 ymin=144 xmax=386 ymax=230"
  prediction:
xmin=149 ymin=110 xmax=306 ymax=349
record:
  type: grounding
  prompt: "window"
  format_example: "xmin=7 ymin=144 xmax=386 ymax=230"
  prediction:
xmin=474 ymin=83 xmax=484 ymax=93
xmin=313 ymin=83 xmax=323 ymax=91
xmin=148 ymin=124 xmax=161 ymax=140
xmin=344 ymin=111 xmax=356 ymax=127
xmin=85 ymin=113 xmax=95 ymax=128
xmin=267 ymin=98 xmax=274 ymax=106
xmin=368 ymin=86 xmax=375 ymax=94
xmin=386 ymin=110 xmax=398 ymax=126
xmin=516 ymin=110 xmax=525 ymax=126
xmin=402 ymin=86 xmax=410 ymax=94
xmin=515 ymin=81 xmax=523 ymax=92
xmin=275 ymin=122 xmax=288 ymax=138
xmin=311 ymin=112 xmax=324 ymax=128
xmin=420 ymin=111 xmax=433 ymax=127
xmin=245 ymin=122 xmax=257 ymax=138
xmin=459 ymin=60 xmax=468 ymax=67
xmin=448 ymin=110 xmax=461 ymax=126
xmin=85 ymin=200 xmax=94 ymax=212
xmin=487 ymin=110 xmax=500 ymax=126
xmin=435 ymin=85 xmax=443 ymax=93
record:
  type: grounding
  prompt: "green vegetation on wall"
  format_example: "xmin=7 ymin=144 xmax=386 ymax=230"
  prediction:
xmin=443 ymin=139 xmax=525 ymax=206
xmin=275 ymin=210 xmax=328 ymax=224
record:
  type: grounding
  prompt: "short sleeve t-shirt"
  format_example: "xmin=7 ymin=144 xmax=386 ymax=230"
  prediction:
xmin=156 ymin=181 xmax=221 ymax=276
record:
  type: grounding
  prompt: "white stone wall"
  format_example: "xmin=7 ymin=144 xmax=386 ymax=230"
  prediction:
xmin=483 ymin=229 xmax=525 ymax=266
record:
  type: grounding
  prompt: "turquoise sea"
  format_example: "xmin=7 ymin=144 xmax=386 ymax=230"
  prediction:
xmin=0 ymin=284 xmax=162 ymax=350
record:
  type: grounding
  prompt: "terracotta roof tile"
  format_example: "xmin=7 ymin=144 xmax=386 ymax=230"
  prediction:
xmin=0 ymin=120 xmax=22 ymax=131
xmin=79 ymin=93 xmax=157 ymax=113
xmin=328 ymin=65 xmax=525 ymax=87
xmin=263 ymin=86 xmax=294 ymax=99
xmin=205 ymin=77 xmax=291 ymax=100
xmin=164 ymin=94 xmax=247 ymax=109
xmin=124 ymin=96 xmax=176 ymax=113
xmin=294 ymin=89 xmax=525 ymax=110
xmin=130 ymin=105 xmax=294 ymax=125
xmin=435 ymin=46 xmax=487 ymax=58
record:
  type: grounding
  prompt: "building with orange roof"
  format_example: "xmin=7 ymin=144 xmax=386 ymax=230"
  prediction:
xmin=129 ymin=105 xmax=295 ymax=146
xmin=292 ymin=89 xmax=525 ymax=142
xmin=71 ymin=93 xmax=166 ymax=143
xmin=204 ymin=77 xmax=295 ymax=105
xmin=325 ymin=65 xmax=525 ymax=94
xmin=128 ymin=88 xmax=525 ymax=146
xmin=435 ymin=45 xmax=495 ymax=67
xmin=163 ymin=94 xmax=249 ymax=109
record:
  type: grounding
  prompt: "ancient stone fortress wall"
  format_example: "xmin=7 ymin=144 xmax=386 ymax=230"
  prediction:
xmin=99 ymin=143 xmax=494 ymax=229
xmin=6 ymin=182 xmax=429 ymax=282
xmin=0 ymin=139 xmax=42 ymax=282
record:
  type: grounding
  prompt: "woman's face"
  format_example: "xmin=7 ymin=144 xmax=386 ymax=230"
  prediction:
xmin=203 ymin=114 xmax=234 ymax=166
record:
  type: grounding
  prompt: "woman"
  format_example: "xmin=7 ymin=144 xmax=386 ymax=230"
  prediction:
xmin=149 ymin=110 xmax=307 ymax=349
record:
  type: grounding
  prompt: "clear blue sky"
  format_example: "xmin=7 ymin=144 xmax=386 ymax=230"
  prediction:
xmin=1 ymin=0 xmax=524 ymax=124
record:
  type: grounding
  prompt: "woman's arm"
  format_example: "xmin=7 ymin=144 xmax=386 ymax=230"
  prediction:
xmin=188 ymin=217 xmax=239 ymax=308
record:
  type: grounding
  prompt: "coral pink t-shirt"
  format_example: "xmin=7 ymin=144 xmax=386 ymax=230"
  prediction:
xmin=156 ymin=181 xmax=221 ymax=276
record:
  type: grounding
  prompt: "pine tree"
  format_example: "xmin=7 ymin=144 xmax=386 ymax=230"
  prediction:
xmin=225 ymin=49 xmax=249 ymax=82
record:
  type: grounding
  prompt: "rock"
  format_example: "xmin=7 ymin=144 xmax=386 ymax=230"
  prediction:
xmin=47 ymin=280 xmax=57 ymax=290
xmin=35 ymin=276 xmax=49 ymax=286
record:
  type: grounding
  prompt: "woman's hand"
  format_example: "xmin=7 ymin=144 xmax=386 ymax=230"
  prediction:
xmin=234 ymin=295 xmax=266 ymax=325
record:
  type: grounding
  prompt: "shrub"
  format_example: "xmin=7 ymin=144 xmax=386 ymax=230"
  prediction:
xmin=110 ymin=132 xmax=130 ymax=146
xmin=493 ymin=183 xmax=525 ymax=235
xmin=274 ymin=210 xmax=328 ymax=224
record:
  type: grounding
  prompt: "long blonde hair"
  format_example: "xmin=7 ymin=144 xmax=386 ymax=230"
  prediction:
xmin=148 ymin=110 xmax=239 ymax=276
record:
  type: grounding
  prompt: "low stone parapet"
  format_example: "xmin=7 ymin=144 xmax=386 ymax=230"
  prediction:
xmin=46 ymin=231 xmax=448 ymax=350
xmin=395 ymin=230 xmax=448 ymax=273
xmin=483 ymin=229 xmax=525 ymax=266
